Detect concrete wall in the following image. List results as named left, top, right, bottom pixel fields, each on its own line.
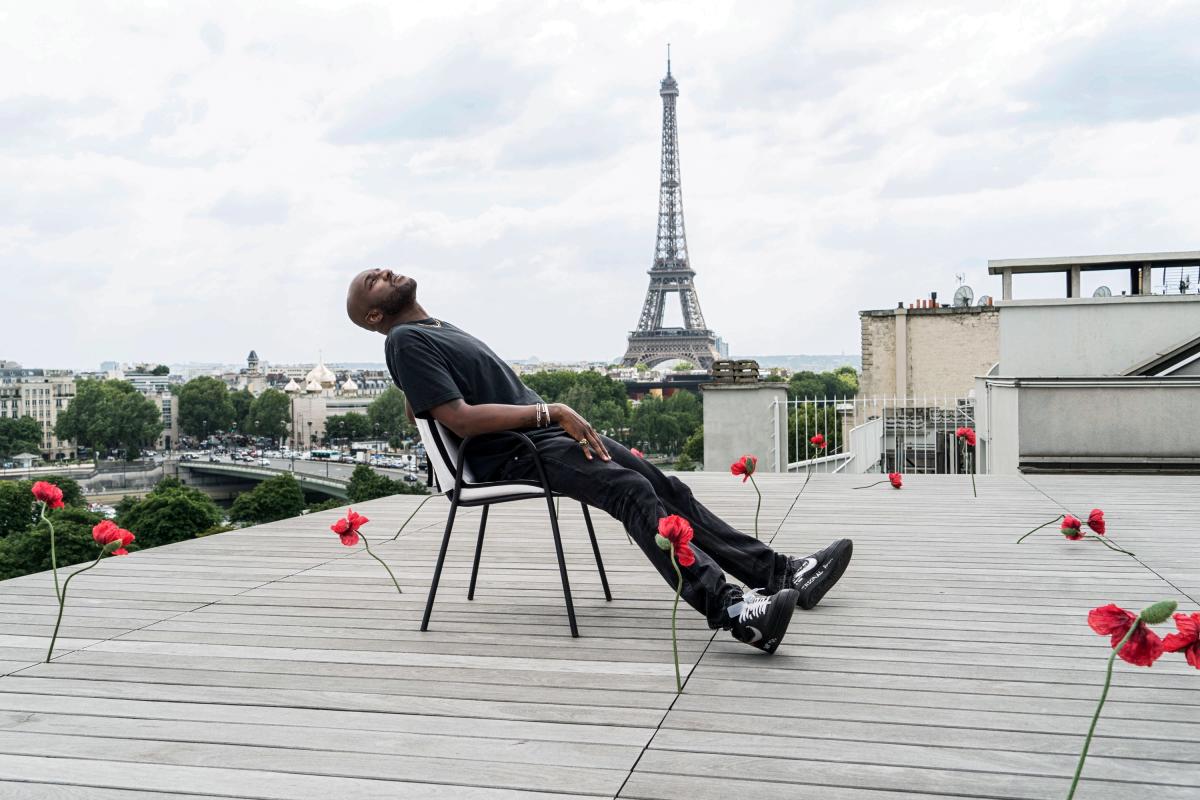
left=998, top=295, right=1200, bottom=377
left=1018, top=381, right=1200, bottom=460
left=701, top=383, right=788, bottom=472
left=861, top=307, right=999, bottom=398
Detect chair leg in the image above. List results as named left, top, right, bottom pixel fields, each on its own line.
left=421, top=500, right=459, bottom=632
left=546, top=494, right=579, bottom=637
left=581, top=504, right=612, bottom=602
left=467, top=505, right=489, bottom=600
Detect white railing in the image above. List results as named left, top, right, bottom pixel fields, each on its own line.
left=780, top=395, right=976, bottom=475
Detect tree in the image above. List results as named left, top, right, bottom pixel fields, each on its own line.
left=0, top=481, right=36, bottom=538
left=324, top=413, right=370, bottom=446
left=150, top=364, right=170, bottom=376
left=674, top=453, right=698, bottom=471
left=229, top=387, right=254, bottom=433
left=681, top=427, right=704, bottom=465
left=787, top=367, right=859, bottom=400
left=229, top=473, right=306, bottom=524
left=346, top=464, right=427, bottom=502
left=629, top=391, right=702, bottom=455
left=367, top=387, right=414, bottom=445
left=119, top=476, right=222, bottom=548
left=0, top=507, right=107, bottom=581
left=0, top=475, right=84, bottom=538
left=54, top=379, right=163, bottom=459
left=178, top=376, right=235, bottom=437
left=522, top=371, right=630, bottom=440
left=248, top=389, right=290, bottom=443
left=0, top=416, right=42, bottom=459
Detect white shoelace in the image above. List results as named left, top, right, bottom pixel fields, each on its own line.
left=738, top=590, right=771, bottom=623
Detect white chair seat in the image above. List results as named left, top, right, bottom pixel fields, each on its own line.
left=455, top=482, right=546, bottom=502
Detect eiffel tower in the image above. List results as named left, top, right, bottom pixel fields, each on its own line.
left=620, top=51, right=721, bottom=369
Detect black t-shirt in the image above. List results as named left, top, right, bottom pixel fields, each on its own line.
left=384, top=319, right=563, bottom=480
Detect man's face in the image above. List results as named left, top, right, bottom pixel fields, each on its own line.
left=347, top=268, right=418, bottom=330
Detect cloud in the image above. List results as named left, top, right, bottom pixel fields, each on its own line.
left=1016, top=6, right=1200, bottom=124
left=327, top=51, right=539, bottom=143
left=2, top=1, right=1199, bottom=369
left=200, top=22, right=225, bottom=55
left=206, top=190, right=291, bottom=226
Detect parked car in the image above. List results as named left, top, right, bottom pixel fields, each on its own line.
left=258, top=458, right=271, bottom=467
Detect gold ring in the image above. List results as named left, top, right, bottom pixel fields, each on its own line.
left=578, top=439, right=589, bottom=446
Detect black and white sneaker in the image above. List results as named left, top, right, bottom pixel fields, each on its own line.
left=787, top=539, right=853, bottom=610
left=729, top=588, right=799, bottom=654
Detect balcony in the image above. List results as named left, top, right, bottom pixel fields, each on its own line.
left=1, top=472, right=1197, bottom=797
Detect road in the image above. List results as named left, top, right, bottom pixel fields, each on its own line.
left=187, top=453, right=427, bottom=485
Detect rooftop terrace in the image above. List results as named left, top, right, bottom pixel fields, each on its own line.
left=1, top=473, right=1198, bottom=798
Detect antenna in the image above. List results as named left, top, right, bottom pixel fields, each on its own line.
left=1093, top=286, right=1112, bottom=298
left=955, top=272, right=966, bottom=286
left=666, top=43, right=671, bottom=75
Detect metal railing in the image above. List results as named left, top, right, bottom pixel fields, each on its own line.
left=780, top=395, right=976, bottom=475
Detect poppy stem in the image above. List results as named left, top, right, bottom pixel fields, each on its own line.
left=389, top=492, right=441, bottom=541
left=1016, top=515, right=1064, bottom=544
left=852, top=480, right=888, bottom=490
left=668, top=549, right=683, bottom=694
left=360, top=532, right=402, bottom=594
left=748, top=474, right=761, bottom=540
left=1089, top=535, right=1136, bottom=558
left=46, top=549, right=106, bottom=662
left=38, top=502, right=61, bottom=603
left=1067, top=621, right=1139, bottom=800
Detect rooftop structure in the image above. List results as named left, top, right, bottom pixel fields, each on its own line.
left=988, top=250, right=1200, bottom=299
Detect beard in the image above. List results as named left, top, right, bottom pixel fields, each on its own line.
left=378, top=277, right=417, bottom=316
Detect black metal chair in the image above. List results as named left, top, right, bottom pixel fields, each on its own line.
left=415, top=418, right=611, bottom=637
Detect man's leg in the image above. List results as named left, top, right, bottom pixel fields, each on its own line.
left=499, top=436, right=741, bottom=629
left=601, top=436, right=790, bottom=592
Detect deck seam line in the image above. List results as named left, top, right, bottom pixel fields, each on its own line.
left=612, top=481, right=810, bottom=798
left=1020, top=474, right=1199, bottom=605
left=2, top=498, right=431, bottom=681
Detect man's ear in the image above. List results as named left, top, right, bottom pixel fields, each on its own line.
left=366, top=308, right=383, bottom=326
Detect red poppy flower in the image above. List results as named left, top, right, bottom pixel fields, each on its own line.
left=888, top=472, right=903, bottom=489
left=729, top=454, right=757, bottom=482
left=809, top=433, right=826, bottom=450
left=31, top=481, right=65, bottom=510
left=91, top=520, right=135, bottom=556
left=1061, top=514, right=1084, bottom=540
left=1163, top=612, right=1200, bottom=670
left=630, top=448, right=644, bottom=458
left=656, top=515, right=695, bottom=567
left=331, top=508, right=369, bottom=547
left=1087, top=603, right=1164, bottom=667
left=956, top=427, right=977, bottom=447
left=1087, top=508, right=1106, bottom=535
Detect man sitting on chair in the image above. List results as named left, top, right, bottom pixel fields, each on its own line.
left=346, top=268, right=853, bottom=653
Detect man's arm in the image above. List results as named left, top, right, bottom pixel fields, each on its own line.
left=428, top=398, right=611, bottom=461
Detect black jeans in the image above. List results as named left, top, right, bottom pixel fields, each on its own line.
left=495, top=432, right=790, bottom=628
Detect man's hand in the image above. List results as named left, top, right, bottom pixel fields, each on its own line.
left=551, top=403, right=611, bottom=461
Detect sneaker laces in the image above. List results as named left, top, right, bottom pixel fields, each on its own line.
left=738, top=589, right=771, bottom=624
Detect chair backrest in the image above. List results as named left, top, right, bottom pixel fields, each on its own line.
left=415, top=417, right=476, bottom=490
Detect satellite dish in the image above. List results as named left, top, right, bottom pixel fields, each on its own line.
left=953, top=285, right=974, bottom=307
left=977, top=294, right=992, bottom=306
left=1093, top=286, right=1112, bottom=298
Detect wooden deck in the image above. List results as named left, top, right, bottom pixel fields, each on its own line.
left=1, top=473, right=1198, bottom=799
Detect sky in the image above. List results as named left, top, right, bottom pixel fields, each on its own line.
left=3, top=0, right=1199, bottom=370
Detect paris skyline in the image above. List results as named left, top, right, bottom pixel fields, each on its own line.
left=5, top=1, right=1199, bottom=369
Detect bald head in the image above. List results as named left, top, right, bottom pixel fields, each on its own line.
left=346, top=268, right=418, bottom=333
